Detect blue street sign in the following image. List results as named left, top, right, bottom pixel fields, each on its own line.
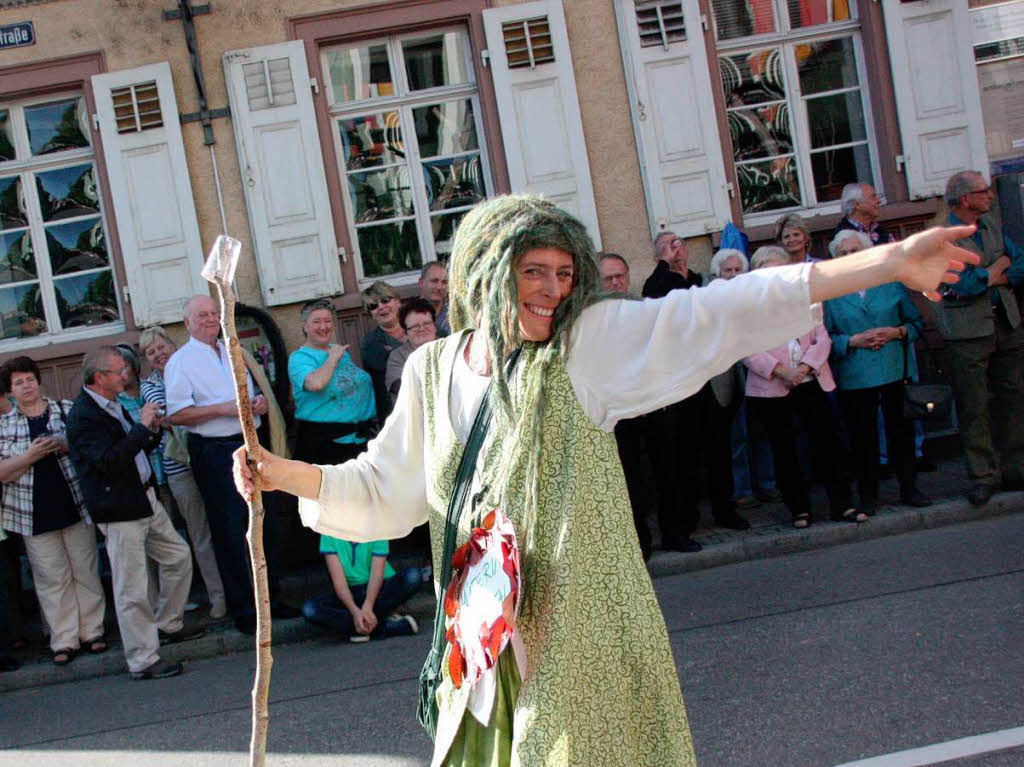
left=0, top=23, right=34, bottom=51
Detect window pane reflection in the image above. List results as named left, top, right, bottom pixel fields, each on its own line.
left=347, top=167, right=414, bottom=223
left=356, top=220, right=422, bottom=277
left=431, top=210, right=469, bottom=260
left=721, top=49, right=786, bottom=107
left=325, top=44, right=394, bottom=104
left=797, top=37, right=859, bottom=95
left=423, top=156, right=485, bottom=211
left=26, top=97, right=90, bottom=156
left=36, top=163, right=100, bottom=221
left=788, top=0, right=852, bottom=31
left=0, top=282, right=46, bottom=339
left=412, top=100, right=479, bottom=158
left=728, top=105, right=793, bottom=162
left=46, top=217, right=108, bottom=275
left=0, top=230, right=35, bottom=284
left=806, top=91, right=866, bottom=149
left=403, top=31, right=473, bottom=91
left=0, top=112, right=14, bottom=162
left=54, top=270, right=118, bottom=328
left=736, top=156, right=802, bottom=213
left=712, top=0, right=776, bottom=40
left=0, top=176, right=27, bottom=229
left=338, top=112, right=405, bottom=170
left=810, top=143, right=871, bottom=202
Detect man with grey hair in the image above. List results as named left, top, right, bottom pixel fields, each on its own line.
left=935, top=169, right=1024, bottom=506
left=418, top=261, right=450, bottom=336
left=834, top=182, right=894, bottom=245
left=66, top=346, right=200, bottom=679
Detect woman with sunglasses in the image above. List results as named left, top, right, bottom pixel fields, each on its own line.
left=235, top=195, right=977, bottom=767
left=359, top=282, right=405, bottom=423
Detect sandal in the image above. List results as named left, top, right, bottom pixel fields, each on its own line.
left=831, top=508, right=868, bottom=524
left=52, top=648, right=76, bottom=666
left=83, top=636, right=108, bottom=654
left=792, top=513, right=812, bottom=529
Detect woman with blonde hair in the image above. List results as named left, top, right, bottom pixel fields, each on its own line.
left=138, top=326, right=227, bottom=620
left=234, top=195, right=977, bottom=767
left=776, top=213, right=817, bottom=263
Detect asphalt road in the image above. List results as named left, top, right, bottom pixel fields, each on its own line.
left=1, top=514, right=1021, bottom=767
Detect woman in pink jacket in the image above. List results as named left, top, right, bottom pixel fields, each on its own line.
left=743, top=247, right=864, bottom=529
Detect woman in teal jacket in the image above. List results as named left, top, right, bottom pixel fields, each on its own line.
left=824, top=229, right=931, bottom=515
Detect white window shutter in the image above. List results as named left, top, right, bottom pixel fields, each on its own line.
left=614, top=0, right=731, bottom=238
left=223, top=40, right=343, bottom=306
left=91, top=62, right=206, bottom=326
left=883, top=0, right=989, bottom=199
left=483, top=0, right=602, bottom=248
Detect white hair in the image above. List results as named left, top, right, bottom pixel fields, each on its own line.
left=828, top=228, right=873, bottom=258
left=750, top=245, right=790, bottom=270
left=710, top=248, right=748, bottom=277
left=840, top=183, right=865, bottom=217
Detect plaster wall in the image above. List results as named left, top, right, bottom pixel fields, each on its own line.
left=0, top=0, right=698, bottom=354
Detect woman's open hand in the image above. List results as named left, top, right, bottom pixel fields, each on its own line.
left=893, top=225, right=981, bottom=301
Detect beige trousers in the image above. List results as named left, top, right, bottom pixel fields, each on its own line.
left=167, top=469, right=226, bottom=615
left=23, top=520, right=106, bottom=653
left=98, top=489, right=192, bottom=673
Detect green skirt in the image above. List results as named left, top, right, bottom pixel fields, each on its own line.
left=440, top=651, right=522, bottom=767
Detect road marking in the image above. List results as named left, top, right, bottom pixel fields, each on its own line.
left=833, top=725, right=1024, bottom=766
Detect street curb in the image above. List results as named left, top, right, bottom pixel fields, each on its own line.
left=646, top=490, right=1024, bottom=579
left=1, top=493, right=1020, bottom=694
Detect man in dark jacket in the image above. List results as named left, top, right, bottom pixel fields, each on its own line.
left=67, top=346, right=200, bottom=680
left=641, top=233, right=750, bottom=554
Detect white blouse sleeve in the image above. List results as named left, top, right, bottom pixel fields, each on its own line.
left=297, top=348, right=429, bottom=543
left=566, top=262, right=821, bottom=431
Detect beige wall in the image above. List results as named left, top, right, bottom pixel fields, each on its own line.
left=0, top=0, right=703, bottom=355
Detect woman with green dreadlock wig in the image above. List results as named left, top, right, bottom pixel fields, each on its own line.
left=234, top=195, right=978, bottom=766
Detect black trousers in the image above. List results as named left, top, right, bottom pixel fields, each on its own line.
left=614, top=416, right=656, bottom=558
left=749, top=385, right=852, bottom=519
left=838, top=381, right=916, bottom=505
left=187, top=433, right=282, bottom=619
left=644, top=384, right=736, bottom=543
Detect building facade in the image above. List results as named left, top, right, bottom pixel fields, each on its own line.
left=0, top=0, right=993, bottom=398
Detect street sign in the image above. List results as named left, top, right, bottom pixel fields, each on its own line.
left=0, top=22, right=34, bottom=51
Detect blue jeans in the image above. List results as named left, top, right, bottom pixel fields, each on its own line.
left=302, top=567, right=421, bottom=638
left=187, top=434, right=281, bottom=619
left=732, top=401, right=777, bottom=497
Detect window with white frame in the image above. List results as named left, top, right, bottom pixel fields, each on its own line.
left=321, top=28, right=493, bottom=281
left=0, top=92, right=120, bottom=343
left=712, top=0, right=878, bottom=217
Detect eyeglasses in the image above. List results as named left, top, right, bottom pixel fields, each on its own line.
left=366, top=297, right=395, bottom=312
left=405, top=322, right=435, bottom=333
left=100, top=367, right=127, bottom=376
left=968, top=186, right=991, bottom=195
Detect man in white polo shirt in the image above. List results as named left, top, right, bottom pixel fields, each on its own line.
left=165, top=295, right=295, bottom=634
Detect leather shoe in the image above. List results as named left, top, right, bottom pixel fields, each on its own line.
left=967, top=483, right=995, bottom=507
left=713, top=512, right=751, bottom=531
left=755, top=488, right=783, bottom=503
left=1002, top=478, right=1024, bottom=493
left=900, top=490, right=933, bottom=508
left=130, top=659, right=183, bottom=680
left=662, top=538, right=702, bottom=553
left=159, top=626, right=206, bottom=645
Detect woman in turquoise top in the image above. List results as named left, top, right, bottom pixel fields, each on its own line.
left=824, top=229, right=931, bottom=515
left=289, top=300, right=377, bottom=466
left=114, top=344, right=165, bottom=485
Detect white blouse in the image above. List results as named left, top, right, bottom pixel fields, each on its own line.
left=299, top=262, right=819, bottom=543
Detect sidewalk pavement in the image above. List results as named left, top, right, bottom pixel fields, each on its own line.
left=1, top=455, right=1021, bottom=694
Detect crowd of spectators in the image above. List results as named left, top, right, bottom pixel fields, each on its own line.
left=0, top=168, right=1020, bottom=676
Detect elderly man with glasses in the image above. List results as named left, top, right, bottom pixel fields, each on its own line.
left=934, top=170, right=1024, bottom=506
left=66, top=346, right=201, bottom=679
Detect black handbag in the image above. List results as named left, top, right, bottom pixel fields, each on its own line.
left=902, top=336, right=954, bottom=422
left=416, top=348, right=520, bottom=740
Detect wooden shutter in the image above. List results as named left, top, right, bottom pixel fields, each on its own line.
left=483, top=0, right=602, bottom=247
left=883, top=0, right=989, bottom=199
left=91, top=62, right=206, bottom=326
left=615, top=0, right=732, bottom=237
left=223, top=40, right=343, bottom=306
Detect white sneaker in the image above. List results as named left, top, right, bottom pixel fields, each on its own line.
left=348, top=634, right=371, bottom=643
left=209, top=605, right=228, bottom=621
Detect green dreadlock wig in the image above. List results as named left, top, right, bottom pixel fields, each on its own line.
left=447, top=194, right=605, bottom=553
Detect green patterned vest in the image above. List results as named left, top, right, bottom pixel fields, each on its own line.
left=421, top=333, right=696, bottom=767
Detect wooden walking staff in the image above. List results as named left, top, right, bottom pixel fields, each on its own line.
left=202, top=235, right=273, bottom=767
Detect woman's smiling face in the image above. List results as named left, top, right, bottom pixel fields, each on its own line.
left=514, top=247, right=575, bottom=342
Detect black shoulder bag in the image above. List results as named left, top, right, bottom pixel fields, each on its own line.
left=416, top=348, right=520, bottom=740
left=902, top=334, right=954, bottom=422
